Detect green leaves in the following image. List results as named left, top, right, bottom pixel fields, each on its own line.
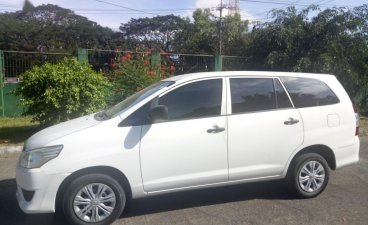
left=105, top=52, right=170, bottom=106
left=14, top=57, right=109, bottom=125
left=174, top=9, right=248, bottom=55
left=243, top=5, right=368, bottom=113
left=120, top=15, right=191, bottom=52
left=0, top=4, right=115, bottom=52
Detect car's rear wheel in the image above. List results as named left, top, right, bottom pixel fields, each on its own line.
left=287, top=153, right=330, bottom=198
left=62, top=173, right=126, bottom=225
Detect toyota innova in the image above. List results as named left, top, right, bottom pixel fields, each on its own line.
left=16, top=71, right=360, bottom=225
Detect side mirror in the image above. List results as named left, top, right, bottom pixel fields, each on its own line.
left=149, top=105, right=168, bottom=123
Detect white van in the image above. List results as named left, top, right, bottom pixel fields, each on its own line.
left=16, top=71, right=360, bottom=225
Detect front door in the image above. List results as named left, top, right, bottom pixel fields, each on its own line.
left=140, top=78, right=228, bottom=192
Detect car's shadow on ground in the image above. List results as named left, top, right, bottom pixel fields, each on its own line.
left=0, top=178, right=295, bottom=224
left=123, top=179, right=294, bottom=218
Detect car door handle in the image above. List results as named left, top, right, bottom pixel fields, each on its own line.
left=284, top=118, right=299, bottom=125
left=207, top=126, right=225, bottom=133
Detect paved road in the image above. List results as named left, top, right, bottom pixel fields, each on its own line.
left=1, top=137, right=367, bottom=225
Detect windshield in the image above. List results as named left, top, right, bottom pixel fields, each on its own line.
left=96, top=81, right=174, bottom=120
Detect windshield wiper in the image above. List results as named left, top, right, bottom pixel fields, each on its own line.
left=94, top=111, right=109, bottom=121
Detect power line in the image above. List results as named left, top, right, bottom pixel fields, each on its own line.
left=239, top=0, right=309, bottom=7
left=78, top=11, right=192, bottom=15
left=76, top=10, right=197, bottom=15
left=71, top=7, right=213, bottom=12
left=240, top=0, right=354, bottom=8
left=239, top=0, right=354, bottom=22
left=94, top=0, right=160, bottom=16
left=0, top=4, right=17, bottom=7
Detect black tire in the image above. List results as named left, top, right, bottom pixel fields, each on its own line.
left=62, top=173, right=126, bottom=225
left=287, top=153, right=330, bottom=198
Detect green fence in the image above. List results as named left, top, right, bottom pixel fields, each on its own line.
left=161, top=53, right=215, bottom=75
left=0, top=49, right=246, bottom=117
left=86, top=49, right=219, bottom=75
left=2, top=51, right=72, bottom=79
left=1, top=83, right=23, bottom=117
left=0, top=50, right=72, bottom=117
left=222, top=55, right=247, bottom=71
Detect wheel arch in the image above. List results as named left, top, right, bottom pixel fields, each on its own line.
left=286, top=144, right=336, bottom=176
left=55, top=166, right=132, bottom=213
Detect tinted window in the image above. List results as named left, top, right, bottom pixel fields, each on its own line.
left=230, top=78, right=275, bottom=113
left=281, top=77, right=339, bottom=108
left=102, top=81, right=174, bottom=119
left=119, top=101, right=152, bottom=127
left=274, top=78, right=293, bottom=108
left=158, top=79, right=222, bottom=120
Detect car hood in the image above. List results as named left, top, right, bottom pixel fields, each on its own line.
left=24, top=114, right=101, bottom=150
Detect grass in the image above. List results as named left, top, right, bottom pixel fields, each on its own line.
left=360, top=117, right=368, bottom=136
left=0, top=116, right=40, bottom=145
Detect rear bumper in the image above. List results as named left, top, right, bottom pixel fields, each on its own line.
left=335, top=136, right=360, bottom=169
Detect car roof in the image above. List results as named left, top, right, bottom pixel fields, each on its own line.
left=164, top=71, right=336, bottom=83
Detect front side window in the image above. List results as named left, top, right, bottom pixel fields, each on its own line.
left=281, top=77, right=339, bottom=108
left=97, top=81, right=174, bottom=120
left=158, top=79, right=222, bottom=121
left=230, top=78, right=275, bottom=114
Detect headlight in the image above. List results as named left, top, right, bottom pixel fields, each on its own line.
left=19, top=145, right=63, bottom=169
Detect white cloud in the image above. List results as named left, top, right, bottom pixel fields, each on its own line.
left=195, top=0, right=256, bottom=22
left=195, top=0, right=223, bottom=16
left=195, top=0, right=219, bottom=8
left=240, top=10, right=257, bottom=22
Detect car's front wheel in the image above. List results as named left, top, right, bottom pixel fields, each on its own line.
left=287, top=153, right=330, bottom=198
left=62, top=173, right=126, bottom=225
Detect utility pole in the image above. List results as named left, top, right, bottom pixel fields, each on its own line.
left=218, top=0, right=224, bottom=56
left=216, top=0, right=239, bottom=55
left=215, top=0, right=228, bottom=71
left=228, top=0, right=240, bottom=16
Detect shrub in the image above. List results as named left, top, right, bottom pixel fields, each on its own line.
left=14, top=57, right=109, bottom=125
left=106, top=51, right=174, bottom=105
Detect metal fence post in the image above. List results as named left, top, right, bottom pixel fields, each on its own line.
left=0, top=50, right=5, bottom=117
left=77, top=48, right=88, bottom=63
left=151, top=51, right=161, bottom=66
left=214, top=54, right=222, bottom=71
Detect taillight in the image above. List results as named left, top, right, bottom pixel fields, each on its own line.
left=353, top=104, right=359, bottom=136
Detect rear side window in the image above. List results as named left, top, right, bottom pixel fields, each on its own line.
left=281, top=77, right=339, bottom=108
left=230, top=78, right=276, bottom=113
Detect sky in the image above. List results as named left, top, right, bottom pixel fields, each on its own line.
left=0, top=0, right=366, bottom=30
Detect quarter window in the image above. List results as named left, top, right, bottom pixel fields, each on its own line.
left=158, top=79, right=222, bottom=120
left=119, top=102, right=151, bottom=127
left=281, top=77, right=339, bottom=108
left=230, top=78, right=276, bottom=113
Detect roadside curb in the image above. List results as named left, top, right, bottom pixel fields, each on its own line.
left=0, top=144, right=23, bottom=154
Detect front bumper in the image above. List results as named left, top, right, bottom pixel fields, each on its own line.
left=16, top=164, right=69, bottom=214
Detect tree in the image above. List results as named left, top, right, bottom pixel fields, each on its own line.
left=243, top=5, right=368, bottom=113
left=120, top=15, right=191, bottom=52
left=0, top=4, right=116, bottom=52
left=106, top=51, right=172, bottom=105
left=14, top=58, right=109, bottom=125
left=22, top=0, right=35, bottom=12
left=174, top=9, right=248, bottom=55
